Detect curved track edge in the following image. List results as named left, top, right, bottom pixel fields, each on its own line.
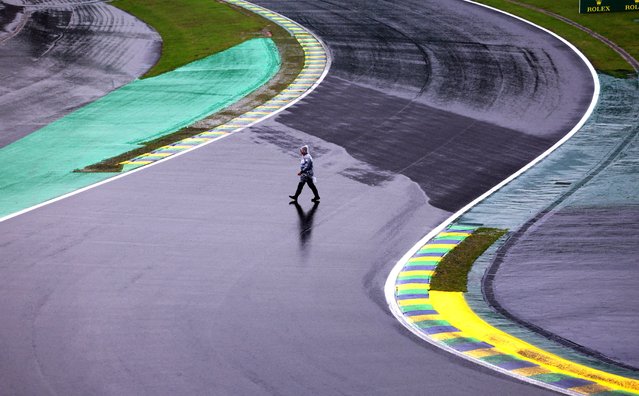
left=382, top=1, right=620, bottom=395
left=0, top=0, right=332, bottom=224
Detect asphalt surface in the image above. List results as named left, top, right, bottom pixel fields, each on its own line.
left=0, top=0, right=161, bottom=148
left=490, top=205, right=639, bottom=369
left=257, top=0, right=593, bottom=212
left=0, top=0, right=594, bottom=394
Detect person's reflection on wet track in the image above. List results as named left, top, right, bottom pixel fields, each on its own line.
left=291, top=201, right=319, bottom=246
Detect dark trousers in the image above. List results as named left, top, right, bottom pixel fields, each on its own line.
left=293, top=178, right=320, bottom=199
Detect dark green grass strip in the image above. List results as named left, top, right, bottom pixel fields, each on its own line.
left=429, top=227, right=507, bottom=292
left=112, top=0, right=280, bottom=78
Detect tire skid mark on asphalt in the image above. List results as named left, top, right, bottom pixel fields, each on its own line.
left=119, top=0, right=330, bottom=169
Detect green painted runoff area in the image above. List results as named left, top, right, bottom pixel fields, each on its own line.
left=0, top=38, right=280, bottom=218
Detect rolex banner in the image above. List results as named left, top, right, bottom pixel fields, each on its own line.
left=580, top=0, right=639, bottom=13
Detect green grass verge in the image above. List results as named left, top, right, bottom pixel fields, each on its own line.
left=473, top=0, right=637, bottom=77
left=430, top=228, right=508, bottom=292
left=111, top=0, right=285, bottom=78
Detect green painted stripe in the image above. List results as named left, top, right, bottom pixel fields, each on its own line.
left=447, top=225, right=478, bottom=231
left=415, top=320, right=451, bottom=328
left=397, top=274, right=432, bottom=280
left=481, top=354, right=527, bottom=365
left=400, top=304, right=434, bottom=312
left=404, top=263, right=438, bottom=268
left=418, top=248, right=452, bottom=253
left=441, top=337, right=482, bottom=346
left=395, top=289, right=430, bottom=296
left=529, top=373, right=581, bottom=383
left=434, top=235, right=467, bottom=241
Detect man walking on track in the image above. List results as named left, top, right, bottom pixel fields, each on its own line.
left=290, top=145, right=320, bottom=203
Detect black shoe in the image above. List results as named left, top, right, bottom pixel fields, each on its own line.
left=311, top=197, right=320, bottom=202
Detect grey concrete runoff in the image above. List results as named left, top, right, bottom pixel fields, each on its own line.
left=0, top=0, right=593, bottom=394
left=463, top=75, right=639, bottom=371
left=0, top=0, right=161, bottom=148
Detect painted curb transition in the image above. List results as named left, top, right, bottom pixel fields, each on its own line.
left=380, top=2, right=639, bottom=396
left=120, top=0, right=331, bottom=169
left=0, top=0, right=331, bottom=223
left=392, top=225, right=639, bottom=395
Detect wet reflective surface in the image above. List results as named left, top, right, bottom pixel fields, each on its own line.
left=254, top=0, right=593, bottom=212
left=291, top=201, right=320, bottom=249
left=0, top=0, right=161, bottom=148
left=0, top=0, right=593, bottom=394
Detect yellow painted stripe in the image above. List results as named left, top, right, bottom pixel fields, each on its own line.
left=120, top=160, right=153, bottom=165
left=438, top=232, right=472, bottom=237
left=510, top=366, right=553, bottom=376
left=140, top=153, right=172, bottom=158
left=429, top=291, right=639, bottom=392
left=422, top=244, right=457, bottom=249
left=163, top=145, right=192, bottom=150
left=198, top=133, right=227, bottom=137
left=395, top=283, right=430, bottom=291
left=397, top=298, right=430, bottom=306
left=430, top=332, right=464, bottom=341
left=570, top=384, right=611, bottom=395
left=464, top=348, right=501, bottom=358
left=408, top=314, right=440, bottom=323
left=408, top=256, right=442, bottom=262
left=399, top=270, right=434, bottom=277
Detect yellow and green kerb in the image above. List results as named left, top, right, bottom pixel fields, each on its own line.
left=393, top=224, right=639, bottom=395
left=121, top=0, right=328, bottom=170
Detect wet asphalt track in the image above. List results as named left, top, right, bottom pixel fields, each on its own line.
left=0, top=0, right=161, bottom=148
left=0, top=0, right=594, bottom=394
